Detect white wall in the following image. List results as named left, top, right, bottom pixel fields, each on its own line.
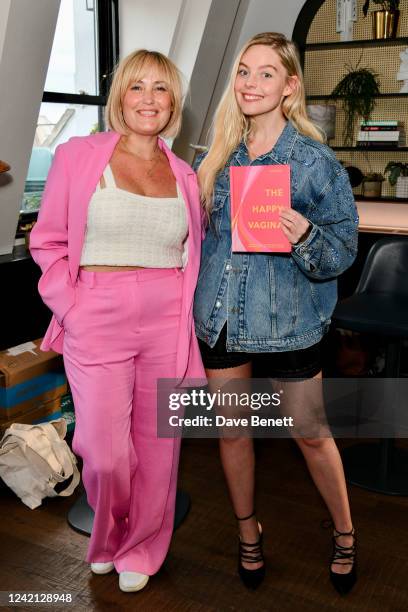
left=119, top=0, right=184, bottom=58
left=0, top=0, right=60, bottom=255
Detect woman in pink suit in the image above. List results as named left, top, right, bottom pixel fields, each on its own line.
left=30, top=50, right=205, bottom=593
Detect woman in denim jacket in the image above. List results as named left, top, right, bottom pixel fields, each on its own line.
left=194, top=33, right=359, bottom=594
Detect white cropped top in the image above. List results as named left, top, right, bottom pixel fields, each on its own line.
left=80, top=164, right=188, bottom=267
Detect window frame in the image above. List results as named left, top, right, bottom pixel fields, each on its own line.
left=41, top=0, right=119, bottom=113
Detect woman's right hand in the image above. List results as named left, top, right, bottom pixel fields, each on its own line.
left=279, top=208, right=311, bottom=245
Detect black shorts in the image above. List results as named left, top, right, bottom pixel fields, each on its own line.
left=198, top=324, right=322, bottom=379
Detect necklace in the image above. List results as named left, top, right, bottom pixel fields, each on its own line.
left=119, top=140, right=162, bottom=178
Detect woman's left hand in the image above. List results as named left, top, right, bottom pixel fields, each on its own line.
left=279, top=209, right=311, bottom=245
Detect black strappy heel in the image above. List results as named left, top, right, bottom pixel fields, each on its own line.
left=330, top=526, right=357, bottom=595
left=235, top=510, right=265, bottom=590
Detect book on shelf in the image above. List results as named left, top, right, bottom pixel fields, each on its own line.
left=230, top=164, right=291, bottom=253
left=360, top=120, right=399, bottom=127
left=336, top=0, right=346, bottom=32
left=342, top=0, right=356, bottom=40
left=358, top=130, right=400, bottom=141
left=357, top=128, right=405, bottom=147
left=360, top=125, right=400, bottom=131
left=349, top=0, right=357, bottom=22
left=357, top=143, right=401, bottom=148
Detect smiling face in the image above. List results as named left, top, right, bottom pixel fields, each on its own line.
left=121, top=63, right=173, bottom=137
left=234, top=44, right=297, bottom=122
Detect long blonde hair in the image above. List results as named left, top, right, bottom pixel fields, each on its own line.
left=198, top=32, right=323, bottom=212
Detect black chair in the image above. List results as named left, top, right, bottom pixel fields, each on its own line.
left=332, top=237, right=408, bottom=495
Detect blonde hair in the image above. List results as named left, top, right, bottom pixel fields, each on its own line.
left=106, top=49, right=183, bottom=139
left=198, top=32, right=324, bottom=211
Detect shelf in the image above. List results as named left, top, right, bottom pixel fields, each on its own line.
left=355, top=195, right=408, bottom=203
left=332, top=146, right=408, bottom=151
left=307, top=93, right=408, bottom=100
left=356, top=199, right=408, bottom=235
left=304, top=37, right=408, bottom=51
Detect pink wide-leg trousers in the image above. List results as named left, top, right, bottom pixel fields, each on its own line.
left=63, top=268, right=182, bottom=575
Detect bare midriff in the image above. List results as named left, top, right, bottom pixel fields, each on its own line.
left=81, top=265, right=145, bottom=272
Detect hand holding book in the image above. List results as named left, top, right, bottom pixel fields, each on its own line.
left=279, top=208, right=311, bottom=245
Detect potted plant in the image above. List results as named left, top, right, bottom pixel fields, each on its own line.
left=363, top=1, right=400, bottom=39
left=361, top=172, right=384, bottom=197
left=384, top=161, right=408, bottom=198
left=331, top=63, right=380, bottom=145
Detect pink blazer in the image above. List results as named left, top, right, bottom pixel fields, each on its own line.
left=30, top=131, right=206, bottom=382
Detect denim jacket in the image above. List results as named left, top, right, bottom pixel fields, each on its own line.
left=193, top=121, right=359, bottom=352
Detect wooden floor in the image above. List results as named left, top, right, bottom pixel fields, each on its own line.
left=1, top=438, right=408, bottom=612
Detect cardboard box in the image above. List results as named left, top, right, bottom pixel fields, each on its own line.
left=0, top=397, right=63, bottom=437
left=0, top=339, right=66, bottom=420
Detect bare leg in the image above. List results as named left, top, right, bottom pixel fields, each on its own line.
left=206, top=362, right=263, bottom=570
left=296, top=435, right=354, bottom=574
left=285, top=372, right=354, bottom=574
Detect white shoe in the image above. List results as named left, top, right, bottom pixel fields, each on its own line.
left=119, top=571, right=149, bottom=592
left=91, top=561, right=115, bottom=575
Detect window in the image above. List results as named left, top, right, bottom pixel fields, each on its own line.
left=22, top=0, right=118, bottom=213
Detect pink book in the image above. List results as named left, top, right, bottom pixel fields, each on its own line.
left=230, top=164, right=291, bottom=253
